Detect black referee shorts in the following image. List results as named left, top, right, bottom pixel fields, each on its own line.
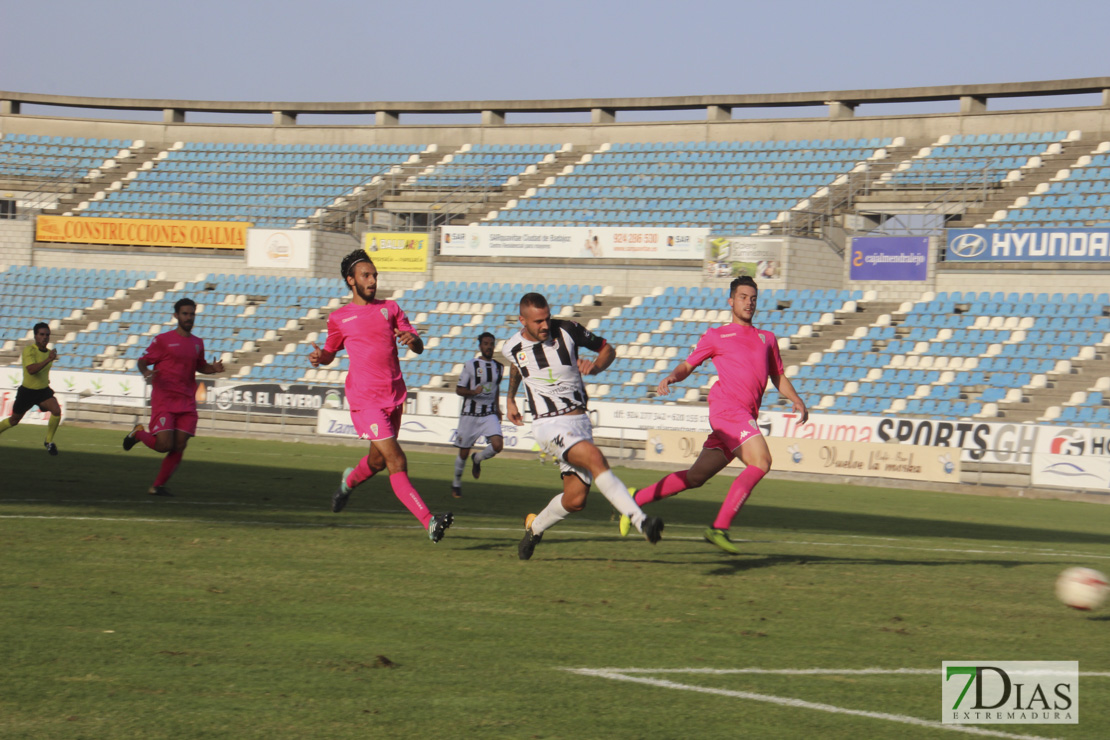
left=12, top=385, right=56, bottom=416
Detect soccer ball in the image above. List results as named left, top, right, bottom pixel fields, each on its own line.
left=1055, top=567, right=1109, bottom=611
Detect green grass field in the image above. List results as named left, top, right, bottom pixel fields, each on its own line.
left=2, top=425, right=1108, bottom=739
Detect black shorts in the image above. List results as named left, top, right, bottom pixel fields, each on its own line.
left=12, top=386, right=55, bottom=416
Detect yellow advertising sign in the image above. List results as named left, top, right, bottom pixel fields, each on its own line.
left=36, top=215, right=251, bottom=250
left=645, top=429, right=960, bottom=484
left=364, top=232, right=429, bottom=272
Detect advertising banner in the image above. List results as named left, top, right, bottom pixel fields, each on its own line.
left=364, top=232, right=429, bottom=272
left=645, top=428, right=961, bottom=483
left=439, top=226, right=708, bottom=261
left=1031, top=453, right=1110, bottom=491
left=36, top=215, right=251, bottom=250
left=1030, top=425, right=1110, bottom=492
left=849, top=236, right=929, bottom=281
left=311, top=392, right=1040, bottom=467
left=705, top=236, right=784, bottom=281
left=198, top=381, right=344, bottom=417
left=246, top=229, right=311, bottom=269
left=946, top=228, right=1110, bottom=263
left=316, top=407, right=537, bottom=451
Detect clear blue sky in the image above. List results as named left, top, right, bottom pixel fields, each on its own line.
left=3, top=0, right=1107, bottom=103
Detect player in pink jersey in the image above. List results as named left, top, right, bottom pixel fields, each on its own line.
left=122, top=298, right=224, bottom=496
left=308, top=249, right=452, bottom=543
left=620, top=276, right=808, bottom=554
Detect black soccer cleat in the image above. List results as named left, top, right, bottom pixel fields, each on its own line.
left=642, top=516, right=664, bottom=545
left=123, top=424, right=144, bottom=451
left=518, top=527, right=543, bottom=560
left=471, top=458, right=482, bottom=480
left=44, top=442, right=58, bottom=456
left=331, top=487, right=350, bottom=513
left=450, top=484, right=462, bottom=499
left=149, top=486, right=172, bottom=497
left=427, top=512, right=454, bottom=543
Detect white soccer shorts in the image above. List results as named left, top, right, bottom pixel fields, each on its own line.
left=453, top=414, right=504, bottom=449
left=533, top=413, right=595, bottom=486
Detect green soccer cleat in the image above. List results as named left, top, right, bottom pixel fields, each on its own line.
left=618, top=514, right=631, bottom=537
left=704, top=527, right=741, bottom=555
left=331, top=467, right=355, bottom=513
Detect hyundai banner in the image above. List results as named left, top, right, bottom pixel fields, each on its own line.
left=849, top=236, right=929, bottom=280
left=946, top=228, right=1110, bottom=262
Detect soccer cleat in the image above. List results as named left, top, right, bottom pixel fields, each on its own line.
left=331, top=467, right=355, bottom=513
left=123, top=423, right=144, bottom=451
left=704, top=527, right=741, bottom=555
left=642, top=516, right=664, bottom=544
left=471, top=457, right=481, bottom=480
left=518, top=516, right=543, bottom=561
left=149, top=486, right=172, bottom=497
left=44, top=442, right=58, bottom=456
left=618, top=514, right=631, bottom=537
left=427, top=512, right=454, bottom=543
left=451, top=485, right=462, bottom=499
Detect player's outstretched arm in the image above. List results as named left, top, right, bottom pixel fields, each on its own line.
left=656, top=361, right=694, bottom=396
left=200, top=360, right=224, bottom=374
left=309, top=342, right=336, bottom=367
left=771, top=371, right=808, bottom=425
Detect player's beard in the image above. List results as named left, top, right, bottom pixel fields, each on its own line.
left=356, top=283, right=376, bottom=302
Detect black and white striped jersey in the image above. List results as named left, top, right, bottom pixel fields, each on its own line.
left=456, top=357, right=504, bottom=417
left=502, top=319, right=607, bottom=419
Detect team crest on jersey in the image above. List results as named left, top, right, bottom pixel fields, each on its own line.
left=380, top=307, right=389, bottom=319
left=759, top=334, right=766, bottom=344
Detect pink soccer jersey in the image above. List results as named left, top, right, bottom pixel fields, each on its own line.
left=686, top=324, right=783, bottom=415
left=324, top=299, right=415, bottom=410
left=141, top=330, right=207, bottom=414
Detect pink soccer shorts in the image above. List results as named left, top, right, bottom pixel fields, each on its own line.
left=351, top=404, right=404, bottom=442
left=703, top=405, right=763, bottom=460
left=149, top=408, right=199, bottom=436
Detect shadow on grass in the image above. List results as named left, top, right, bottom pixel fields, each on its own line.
left=1, top=431, right=1107, bottom=550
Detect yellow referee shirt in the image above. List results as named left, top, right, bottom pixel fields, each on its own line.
left=21, top=344, right=53, bottom=390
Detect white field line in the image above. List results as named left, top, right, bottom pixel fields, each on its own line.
left=0, top=510, right=1108, bottom=562
left=566, top=668, right=1060, bottom=740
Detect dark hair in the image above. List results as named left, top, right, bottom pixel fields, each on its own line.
left=478, top=331, right=495, bottom=343
left=33, top=322, right=49, bottom=334
left=519, top=292, right=548, bottom=312
left=340, top=249, right=373, bottom=280
left=729, top=275, right=758, bottom=297
left=174, top=297, right=196, bottom=313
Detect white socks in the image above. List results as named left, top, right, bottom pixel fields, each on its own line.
left=530, top=494, right=570, bottom=534
left=595, top=470, right=646, bottom=530
left=453, top=457, right=465, bottom=486
left=473, top=443, right=498, bottom=463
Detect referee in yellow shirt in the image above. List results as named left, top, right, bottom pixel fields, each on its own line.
left=0, top=322, right=63, bottom=454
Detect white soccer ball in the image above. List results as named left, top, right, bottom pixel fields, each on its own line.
left=1055, top=567, right=1109, bottom=611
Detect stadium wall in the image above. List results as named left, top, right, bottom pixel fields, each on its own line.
left=4, top=104, right=1110, bottom=151
left=0, top=218, right=33, bottom=270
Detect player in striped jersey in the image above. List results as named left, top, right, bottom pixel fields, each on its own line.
left=503, top=292, right=663, bottom=560
left=451, top=332, right=505, bottom=498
